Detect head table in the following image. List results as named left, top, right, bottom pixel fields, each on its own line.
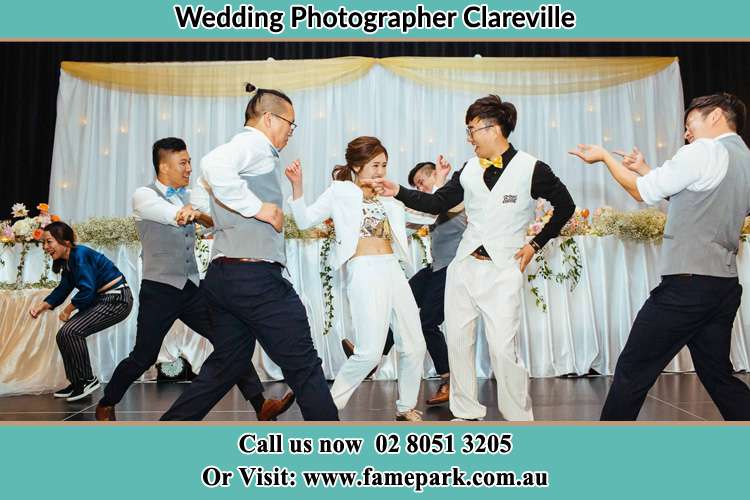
left=1, top=237, right=748, bottom=396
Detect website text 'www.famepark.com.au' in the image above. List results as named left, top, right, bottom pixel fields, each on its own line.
left=203, top=464, right=549, bottom=493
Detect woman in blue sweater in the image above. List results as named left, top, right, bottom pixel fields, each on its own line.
left=29, top=222, right=133, bottom=402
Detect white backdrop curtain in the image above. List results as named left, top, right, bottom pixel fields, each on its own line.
left=49, top=57, right=683, bottom=220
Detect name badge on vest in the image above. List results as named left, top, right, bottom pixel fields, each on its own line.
left=502, top=194, right=518, bottom=204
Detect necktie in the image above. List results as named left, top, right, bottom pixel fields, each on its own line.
left=479, top=157, right=504, bottom=169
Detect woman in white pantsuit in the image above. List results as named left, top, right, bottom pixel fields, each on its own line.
left=285, top=136, right=426, bottom=421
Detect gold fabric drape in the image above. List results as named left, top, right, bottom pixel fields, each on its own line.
left=61, top=56, right=677, bottom=96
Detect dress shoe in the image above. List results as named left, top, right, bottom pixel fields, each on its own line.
left=341, top=339, right=377, bottom=379
left=425, top=380, right=449, bottom=406
left=396, top=409, right=423, bottom=422
left=257, top=392, right=296, bottom=421
left=95, top=404, right=116, bottom=421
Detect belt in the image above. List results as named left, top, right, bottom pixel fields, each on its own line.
left=215, top=256, right=279, bottom=265
left=102, top=283, right=129, bottom=295
left=471, top=248, right=492, bottom=261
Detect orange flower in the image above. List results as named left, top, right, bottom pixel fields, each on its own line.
left=37, top=203, right=49, bottom=213
left=51, top=214, right=61, bottom=222
left=581, top=208, right=590, bottom=219
left=324, top=218, right=334, bottom=227
left=416, top=226, right=429, bottom=238
left=32, top=228, right=44, bottom=240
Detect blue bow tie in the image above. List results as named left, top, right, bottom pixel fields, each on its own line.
left=165, top=186, right=187, bottom=198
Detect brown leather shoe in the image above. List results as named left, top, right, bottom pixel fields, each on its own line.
left=341, top=339, right=377, bottom=379
left=257, top=392, right=295, bottom=421
left=95, top=404, right=116, bottom=421
left=425, top=380, right=449, bottom=406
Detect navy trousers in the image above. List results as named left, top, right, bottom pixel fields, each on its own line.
left=161, top=261, right=338, bottom=421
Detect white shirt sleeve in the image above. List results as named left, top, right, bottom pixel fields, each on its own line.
left=190, top=177, right=211, bottom=214
left=287, top=185, right=335, bottom=230
left=636, top=138, right=729, bottom=205
left=132, top=187, right=179, bottom=226
left=200, top=133, right=275, bottom=218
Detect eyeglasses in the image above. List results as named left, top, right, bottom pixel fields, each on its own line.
left=270, top=112, right=298, bottom=134
left=465, top=124, right=494, bottom=139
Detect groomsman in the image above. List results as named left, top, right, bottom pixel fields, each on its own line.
left=372, top=95, right=575, bottom=420
left=342, top=159, right=466, bottom=406
left=571, top=93, right=750, bottom=420
left=96, top=137, right=294, bottom=421
left=160, top=87, right=339, bottom=421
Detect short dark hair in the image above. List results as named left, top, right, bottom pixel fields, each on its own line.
left=685, top=92, right=746, bottom=133
left=407, top=161, right=436, bottom=187
left=152, top=137, right=187, bottom=175
left=465, top=95, right=517, bottom=137
left=244, top=83, right=293, bottom=123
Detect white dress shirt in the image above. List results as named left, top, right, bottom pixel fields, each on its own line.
left=199, top=126, right=278, bottom=218
left=132, top=179, right=210, bottom=226
left=636, top=133, right=735, bottom=206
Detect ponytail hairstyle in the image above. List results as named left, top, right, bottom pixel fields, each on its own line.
left=331, top=136, right=388, bottom=182
left=43, top=221, right=76, bottom=274
left=244, top=83, right=293, bottom=124
left=465, top=94, right=518, bottom=138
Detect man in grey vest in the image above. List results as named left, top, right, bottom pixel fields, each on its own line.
left=96, top=138, right=294, bottom=421
left=571, top=93, right=750, bottom=420
left=161, top=87, right=339, bottom=421
left=342, top=159, right=466, bottom=406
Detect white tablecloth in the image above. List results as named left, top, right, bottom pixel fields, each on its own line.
left=1, top=238, right=748, bottom=396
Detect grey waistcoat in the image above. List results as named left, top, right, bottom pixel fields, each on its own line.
left=430, top=209, right=468, bottom=271
left=659, top=134, right=750, bottom=277
left=209, top=166, right=286, bottom=265
left=135, top=184, right=199, bottom=290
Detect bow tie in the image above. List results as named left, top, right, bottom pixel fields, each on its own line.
left=479, top=157, right=504, bottom=169
left=165, top=186, right=187, bottom=198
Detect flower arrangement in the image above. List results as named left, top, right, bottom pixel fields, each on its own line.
left=73, top=216, right=139, bottom=248
left=0, top=202, right=61, bottom=287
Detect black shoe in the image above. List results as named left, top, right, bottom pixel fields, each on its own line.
left=53, top=384, right=75, bottom=398
left=67, top=377, right=101, bottom=402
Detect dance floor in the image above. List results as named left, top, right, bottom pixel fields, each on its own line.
left=1, top=374, right=745, bottom=422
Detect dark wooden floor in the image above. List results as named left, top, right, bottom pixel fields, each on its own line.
left=1, top=373, right=746, bottom=421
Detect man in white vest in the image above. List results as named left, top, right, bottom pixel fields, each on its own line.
left=373, top=95, right=575, bottom=421
left=96, top=137, right=294, bottom=421
left=571, top=93, right=750, bottom=420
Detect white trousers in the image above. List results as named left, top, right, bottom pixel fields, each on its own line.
left=331, top=254, right=426, bottom=413
left=445, top=256, right=534, bottom=421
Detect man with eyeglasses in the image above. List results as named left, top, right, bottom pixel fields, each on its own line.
left=371, top=95, right=575, bottom=421
left=161, top=85, right=339, bottom=421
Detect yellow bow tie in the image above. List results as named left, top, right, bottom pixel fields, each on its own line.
left=479, top=157, right=504, bottom=169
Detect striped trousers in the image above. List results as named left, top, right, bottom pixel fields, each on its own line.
left=56, top=288, right=133, bottom=385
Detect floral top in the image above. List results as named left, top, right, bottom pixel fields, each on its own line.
left=359, top=198, right=392, bottom=240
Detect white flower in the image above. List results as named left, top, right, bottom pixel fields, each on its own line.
left=12, top=218, right=35, bottom=239
left=11, top=203, right=28, bottom=218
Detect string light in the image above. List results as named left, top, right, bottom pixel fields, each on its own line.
left=633, top=114, right=642, bottom=123
left=119, top=124, right=128, bottom=134
left=160, top=112, right=169, bottom=121
left=101, top=147, right=110, bottom=157
left=79, top=116, right=88, bottom=126
left=603, top=135, right=611, bottom=143
left=427, top=137, right=434, bottom=144
left=60, top=181, right=70, bottom=189
left=549, top=119, right=558, bottom=129
left=657, top=141, right=664, bottom=149
left=586, top=103, right=595, bottom=112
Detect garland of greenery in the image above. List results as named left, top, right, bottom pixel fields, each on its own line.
left=319, top=222, right=336, bottom=336
left=526, top=237, right=582, bottom=313
left=411, top=233, right=430, bottom=268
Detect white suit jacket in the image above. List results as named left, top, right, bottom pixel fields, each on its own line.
left=288, top=181, right=415, bottom=274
